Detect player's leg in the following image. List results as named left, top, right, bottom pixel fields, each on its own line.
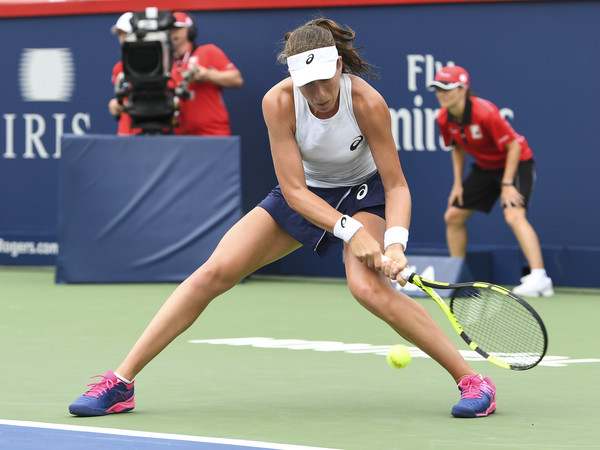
left=504, top=207, right=544, bottom=269
left=69, top=207, right=301, bottom=416
left=348, top=211, right=476, bottom=381
left=444, top=206, right=473, bottom=257
left=504, top=208, right=553, bottom=296
left=503, top=160, right=553, bottom=297
left=347, top=211, right=496, bottom=417
left=116, top=207, right=301, bottom=380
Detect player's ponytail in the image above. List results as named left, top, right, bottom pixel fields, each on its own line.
left=278, top=17, right=379, bottom=81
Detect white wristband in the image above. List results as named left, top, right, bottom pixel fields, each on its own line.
left=333, top=215, right=364, bottom=243
left=384, top=226, right=409, bottom=251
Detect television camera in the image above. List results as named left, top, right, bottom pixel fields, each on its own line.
left=115, top=8, right=193, bottom=134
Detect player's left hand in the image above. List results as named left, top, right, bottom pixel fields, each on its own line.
left=348, top=228, right=384, bottom=270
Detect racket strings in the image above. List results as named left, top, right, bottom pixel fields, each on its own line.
left=451, top=286, right=546, bottom=368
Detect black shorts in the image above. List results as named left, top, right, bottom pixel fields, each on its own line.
left=455, top=159, right=536, bottom=213
left=258, top=172, right=385, bottom=257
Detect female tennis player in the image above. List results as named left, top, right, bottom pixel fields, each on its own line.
left=69, top=18, right=495, bottom=419
left=429, top=65, right=553, bottom=298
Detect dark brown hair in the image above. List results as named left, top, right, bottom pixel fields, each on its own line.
left=277, top=18, right=378, bottom=80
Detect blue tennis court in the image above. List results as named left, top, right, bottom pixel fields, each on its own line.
left=0, top=420, right=338, bottom=450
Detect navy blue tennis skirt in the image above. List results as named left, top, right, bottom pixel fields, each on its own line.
left=258, top=172, right=385, bottom=257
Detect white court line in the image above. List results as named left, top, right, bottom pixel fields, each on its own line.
left=0, top=419, right=340, bottom=450
left=189, top=337, right=600, bottom=367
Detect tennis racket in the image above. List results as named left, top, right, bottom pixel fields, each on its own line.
left=383, top=256, right=548, bottom=370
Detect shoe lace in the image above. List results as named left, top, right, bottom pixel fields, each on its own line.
left=83, top=374, right=115, bottom=398
left=459, top=375, right=485, bottom=399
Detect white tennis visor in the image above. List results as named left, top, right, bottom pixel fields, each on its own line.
left=427, top=80, right=467, bottom=90
left=287, top=45, right=339, bottom=87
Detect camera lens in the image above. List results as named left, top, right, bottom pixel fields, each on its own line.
left=124, top=42, right=161, bottom=77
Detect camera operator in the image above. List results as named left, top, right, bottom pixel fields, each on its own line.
left=108, top=12, right=139, bottom=135
left=169, top=12, right=244, bottom=136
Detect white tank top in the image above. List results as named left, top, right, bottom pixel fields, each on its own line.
left=294, top=74, right=377, bottom=188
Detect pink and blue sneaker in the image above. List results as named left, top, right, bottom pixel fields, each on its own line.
left=451, top=374, right=496, bottom=418
left=69, top=370, right=135, bottom=416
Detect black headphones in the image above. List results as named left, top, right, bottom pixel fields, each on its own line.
left=177, top=11, right=197, bottom=43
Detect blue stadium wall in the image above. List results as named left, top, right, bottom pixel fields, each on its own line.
left=0, top=1, right=598, bottom=286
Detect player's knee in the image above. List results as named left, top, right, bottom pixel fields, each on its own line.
left=503, top=207, right=526, bottom=228
left=348, top=277, right=392, bottom=313
left=444, top=209, right=453, bottom=226
left=445, top=207, right=464, bottom=227
left=347, top=277, right=375, bottom=304
left=186, top=259, right=238, bottom=294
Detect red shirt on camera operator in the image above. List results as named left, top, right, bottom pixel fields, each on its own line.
left=169, top=12, right=244, bottom=136
left=109, top=12, right=142, bottom=136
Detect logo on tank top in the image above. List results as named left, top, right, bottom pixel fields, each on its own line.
left=306, top=54, right=314, bottom=64
left=350, top=135, right=364, bottom=151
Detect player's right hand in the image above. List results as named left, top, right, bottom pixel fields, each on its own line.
left=381, top=251, right=408, bottom=285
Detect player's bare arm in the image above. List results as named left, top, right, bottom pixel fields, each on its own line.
left=262, top=80, right=350, bottom=234
left=500, top=139, right=525, bottom=208
left=449, top=144, right=467, bottom=206
left=351, top=76, right=410, bottom=271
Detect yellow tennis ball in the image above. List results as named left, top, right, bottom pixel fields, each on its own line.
left=387, top=344, right=411, bottom=369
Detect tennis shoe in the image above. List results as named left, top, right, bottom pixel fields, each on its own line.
left=451, top=374, right=496, bottom=418
left=69, top=370, right=135, bottom=416
left=513, top=274, right=554, bottom=297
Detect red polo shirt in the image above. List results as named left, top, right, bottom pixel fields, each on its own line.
left=111, top=61, right=145, bottom=135
left=111, top=61, right=132, bottom=135
left=437, top=96, right=533, bottom=170
left=171, top=44, right=236, bottom=136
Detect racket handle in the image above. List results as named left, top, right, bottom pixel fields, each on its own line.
left=381, top=255, right=413, bottom=280
left=400, top=268, right=413, bottom=280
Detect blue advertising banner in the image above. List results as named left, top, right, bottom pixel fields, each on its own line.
left=0, top=2, right=598, bottom=285
left=55, top=134, right=242, bottom=283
